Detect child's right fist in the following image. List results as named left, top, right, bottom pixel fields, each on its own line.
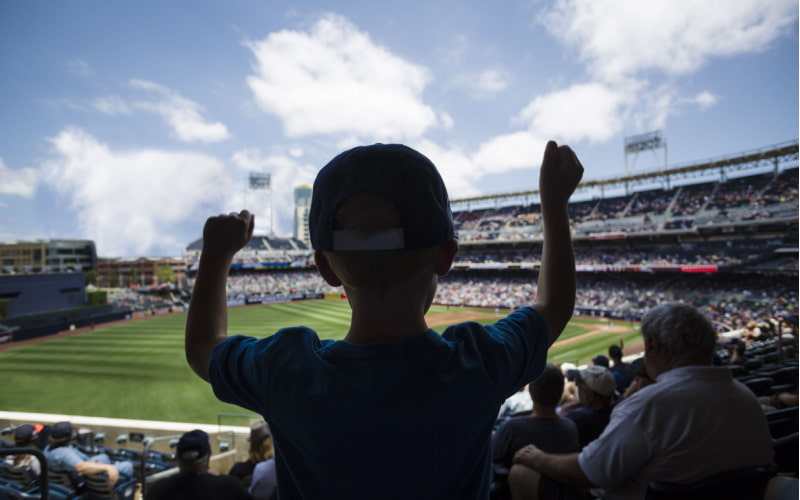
left=202, top=210, right=255, bottom=256
left=539, top=141, right=584, bottom=206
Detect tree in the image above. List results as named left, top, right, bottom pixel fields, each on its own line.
left=156, top=265, right=175, bottom=285
left=107, top=269, right=118, bottom=288
left=85, top=269, right=97, bottom=286
left=129, top=266, right=138, bottom=287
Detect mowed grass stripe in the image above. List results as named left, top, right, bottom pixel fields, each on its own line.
left=0, top=301, right=641, bottom=423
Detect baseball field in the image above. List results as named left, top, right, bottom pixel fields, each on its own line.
left=0, top=300, right=641, bottom=424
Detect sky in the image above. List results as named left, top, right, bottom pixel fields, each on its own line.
left=1, top=1, right=797, bottom=258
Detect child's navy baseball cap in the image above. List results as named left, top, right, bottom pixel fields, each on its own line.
left=309, top=144, right=456, bottom=251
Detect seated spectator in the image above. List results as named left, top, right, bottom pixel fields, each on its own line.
left=493, top=363, right=580, bottom=470
left=146, top=429, right=249, bottom=500
left=249, top=454, right=277, bottom=500
left=557, top=363, right=580, bottom=413
left=5, top=424, right=45, bottom=476
left=509, top=303, right=774, bottom=499
left=621, top=358, right=655, bottom=400
left=561, top=365, right=616, bottom=448
left=607, top=344, right=633, bottom=393
left=591, top=355, right=609, bottom=369
left=228, top=421, right=273, bottom=489
left=45, top=421, right=134, bottom=486
left=726, top=337, right=747, bottom=365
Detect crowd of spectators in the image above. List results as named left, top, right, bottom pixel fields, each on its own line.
left=435, top=272, right=797, bottom=328
left=448, top=167, right=797, bottom=242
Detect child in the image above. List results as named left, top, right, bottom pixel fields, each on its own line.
left=185, top=141, right=583, bottom=499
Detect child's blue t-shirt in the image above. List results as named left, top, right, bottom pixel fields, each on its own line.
left=209, top=306, right=548, bottom=500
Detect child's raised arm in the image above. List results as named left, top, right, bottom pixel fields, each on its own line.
left=185, top=210, right=254, bottom=382
left=533, top=141, right=583, bottom=346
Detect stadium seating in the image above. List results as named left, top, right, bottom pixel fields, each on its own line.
left=83, top=472, right=137, bottom=500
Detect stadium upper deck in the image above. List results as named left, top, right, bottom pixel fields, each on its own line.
left=183, top=140, right=798, bottom=274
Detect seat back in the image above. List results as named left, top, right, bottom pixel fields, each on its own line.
left=645, top=465, right=775, bottom=500
left=84, top=473, right=137, bottom=500
left=773, top=432, right=799, bottom=475
left=0, top=463, right=36, bottom=489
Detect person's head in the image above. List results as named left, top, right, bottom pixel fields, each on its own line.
left=176, top=429, right=211, bottom=475
left=49, top=421, right=73, bottom=448
left=309, top=144, right=458, bottom=300
left=247, top=421, right=274, bottom=463
left=13, top=424, right=40, bottom=447
left=528, top=363, right=564, bottom=409
left=592, top=355, right=610, bottom=368
left=567, top=365, right=615, bottom=408
left=608, top=344, right=623, bottom=362
left=641, top=302, right=717, bottom=379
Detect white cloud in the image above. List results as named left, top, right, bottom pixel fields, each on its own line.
left=42, top=127, right=231, bottom=256
left=66, top=59, right=92, bottom=77
left=689, top=91, right=719, bottom=110
left=455, top=69, right=510, bottom=99
left=130, top=79, right=231, bottom=143
left=515, top=81, right=633, bottom=144
left=540, top=0, right=798, bottom=82
left=244, top=13, right=442, bottom=141
left=471, top=132, right=548, bottom=177
left=230, top=149, right=318, bottom=237
left=92, top=96, right=132, bottom=115
left=0, top=158, right=38, bottom=198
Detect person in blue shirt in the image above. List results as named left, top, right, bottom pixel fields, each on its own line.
left=185, top=141, right=584, bottom=499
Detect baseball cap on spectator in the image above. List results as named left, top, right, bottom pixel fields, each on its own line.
left=248, top=421, right=270, bottom=443
left=608, top=345, right=623, bottom=358
left=14, top=424, right=42, bottom=444
left=592, top=355, right=610, bottom=368
left=309, top=144, right=456, bottom=251
left=561, top=363, right=577, bottom=379
left=51, top=421, right=73, bottom=440
left=567, top=365, right=616, bottom=397
left=177, top=430, right=211, bottom=463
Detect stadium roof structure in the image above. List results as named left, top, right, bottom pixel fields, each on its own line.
left=451, top=140, right=799, bottom=212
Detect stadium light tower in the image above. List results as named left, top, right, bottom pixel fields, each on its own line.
left=246, top=172, right=273, bottom=235
left=624, top=130, right=669, bottom=178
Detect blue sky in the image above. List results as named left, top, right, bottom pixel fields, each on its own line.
left=1, top=1, right=797, bottom=257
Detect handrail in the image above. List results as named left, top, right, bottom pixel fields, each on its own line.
left=0, top=447, right=50, bottom=500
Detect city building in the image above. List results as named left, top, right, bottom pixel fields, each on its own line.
left=95, top=257, right=186, bottom=289
left=0, top=239, right=97, bottom=274
left=294, top=184, right=312, bottom=246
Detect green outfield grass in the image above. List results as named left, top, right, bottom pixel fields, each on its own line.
left=0, top=301, right=641, bottom=424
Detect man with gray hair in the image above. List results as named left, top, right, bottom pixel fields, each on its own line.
left=509, top=302, right=774, bottom=499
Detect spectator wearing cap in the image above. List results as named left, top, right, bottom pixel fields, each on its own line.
left=608, top=344, right=633, bottom=393
left=186, top=142, right=584, bottom=498
left=5, top=424, right=44, bottom=476
left=621, top=358, right=654, bottom=400
left=44, top=421, right=134, bottom=486
left=228, top=421, right=274, bottom=489
left=146, top=429, right=250, bottom=500
left=509, top=303, right=774, bottom=500
left=560, top=365, right=615, bottom=448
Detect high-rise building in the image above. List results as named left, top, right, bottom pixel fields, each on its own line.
left=294, top=185, right=312, bottom=246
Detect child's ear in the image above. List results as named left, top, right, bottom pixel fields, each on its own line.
left=315, top=251, right=343, bottom=287
left=435, top=240, right=459, bottom=277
